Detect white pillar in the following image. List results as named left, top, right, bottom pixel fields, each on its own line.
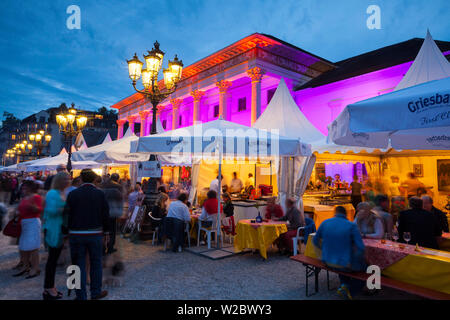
left=139, top=111, right=149, bottom=137
left=170, top=98, right=182, bottom=130
left=216, top=80, right=232, bottom=119
left=127, top=116, right=136, bottom=135
left=190, top=90, right=205, bottom=123
left=117, top=119, right=126, bottom=139
left=247, top=67, right=265, bottom=125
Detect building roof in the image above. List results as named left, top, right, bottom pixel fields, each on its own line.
left=295, top=37, right=450, bottom=91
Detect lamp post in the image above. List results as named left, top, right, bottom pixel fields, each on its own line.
left=28, top=129, right=52, bottom=158
left=55, top=103, right=87, bottom=172
left=126, top=41, right=183, bottom=208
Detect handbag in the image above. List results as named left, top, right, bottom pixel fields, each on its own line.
left=3, top=217, right=21, bottom=238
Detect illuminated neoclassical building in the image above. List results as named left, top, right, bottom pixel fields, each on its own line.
left=111, top=33, right=450, bottom=138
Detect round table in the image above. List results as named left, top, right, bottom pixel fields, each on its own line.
left=234, top=219, right=288, bottom=259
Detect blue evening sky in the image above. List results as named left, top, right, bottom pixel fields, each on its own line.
left=0, top=0, right=449, bottom=120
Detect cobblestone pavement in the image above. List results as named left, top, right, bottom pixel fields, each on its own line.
left=0, top=233, right=417, bottom=300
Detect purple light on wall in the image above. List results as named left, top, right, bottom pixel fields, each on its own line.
left=295, top=60, right=417, bottom=135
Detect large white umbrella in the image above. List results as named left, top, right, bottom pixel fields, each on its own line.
left=328, top=77, right=450, bottom=150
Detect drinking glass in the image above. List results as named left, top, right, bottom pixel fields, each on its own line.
left=403, top=232, right=411, bottom=245
left=392, top=229, right=399, bottom=242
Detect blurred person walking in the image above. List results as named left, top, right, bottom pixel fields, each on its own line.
left=13, top=180, right=44, bottom=279
left=42, top=171, right=71, bottom=300
left=101, top=173, right=124, bottom=255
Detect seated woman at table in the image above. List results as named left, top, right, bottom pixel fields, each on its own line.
left=313, top=206, right=366, bottom=300
left=265, top=197, right=283, bottom=220
left=274, top=198, right=304, bottom=255
left=199, top=190, right=222, bottom=228
left=354, top=202, right=384, bottom=239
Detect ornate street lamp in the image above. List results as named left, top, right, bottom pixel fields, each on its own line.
left=28, top=129, right=52, bottom=158
left=127, top=41, right=183, bottom=208
left=55, top=103, right=88, bottom=172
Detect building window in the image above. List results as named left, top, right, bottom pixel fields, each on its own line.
left=214, top=105, right=219, bottom=118
left=162, top=120, right=167, bottom=129
left=11, top=134, right=15, bottom=140
left=179, top=115, right=182, bottom=126
left=238, top=97, right=246, bottom=112
left=267, top=88, right=276, bottom=104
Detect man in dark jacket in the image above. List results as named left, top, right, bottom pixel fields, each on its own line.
left=64, top=169, right=110, bottom=300
left=422, top=195, right=449, bottom=235
left=100, top=173, right=124, bottom=254
left=398, top=197, right=440, bottom=249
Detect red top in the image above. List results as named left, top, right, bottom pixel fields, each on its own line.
left=18, top=194, right=43, bottom=221
left=203, top=198, right=223, bottom=215
left=265, top=203, right=283, bottom=220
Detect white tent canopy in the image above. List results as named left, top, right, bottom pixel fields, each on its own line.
left=253, top=79, right=378, bottom=154
left=395, top=30, right=450, bottom=91
left=72, top=128, right=149, bottom=163
left=102, top=132, right=112, bottom=144
left=329, top=30, right=450, bottom=150
left=132, top=118, right=311, bottom=157
left=24, top=154, right=99, bottom=172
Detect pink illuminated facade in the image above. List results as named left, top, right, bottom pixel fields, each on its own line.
left=111, top=33, right=334, bottom=136
left=111, top=35, right=450, bottom=139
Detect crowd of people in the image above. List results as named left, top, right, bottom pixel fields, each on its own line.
left=1, top=166, right=448, bottom=301
left=0, top=166, right=140, bottom=300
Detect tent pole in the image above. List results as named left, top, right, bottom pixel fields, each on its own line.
left=217, top=151, right=222, bottom=249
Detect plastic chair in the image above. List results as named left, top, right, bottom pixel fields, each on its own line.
left=292, top=226, right=306, bottom=255
left=221, top=216, right=236, bottom=244
left=197, top=215, right=224, bottom=249
left=148, top=212, right=162, bottom=246
left=185, top=222, right=191, bottom=248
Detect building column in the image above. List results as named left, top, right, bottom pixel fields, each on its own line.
left=247, top=67, right=265, bottom=125
left=216, top=80, right=232, bottom=119
left=127, top=116, right=136, bottom=135
left=190, top=90, right=205, bottom=123
left=116, top=119, right=126, bottom=139
left=139, top=111, right=149, bottom=137
left=170, top=98, right=182, bottom=130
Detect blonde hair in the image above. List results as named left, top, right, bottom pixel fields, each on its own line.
left=156, top=193, right=169, bottom=208
left=51, top=171, right=71, bottom=191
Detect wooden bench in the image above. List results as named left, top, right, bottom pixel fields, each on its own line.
left=291, top=254, right=450, bottom=300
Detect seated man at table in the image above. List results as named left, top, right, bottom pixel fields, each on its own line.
left=275, top=198, right=304, bottom=255
left=165, top=193, right=191, bottom=252
left=265, top=197, right=283, bottom=220
left=422, top=195, right=449, bottom=235
left=313, top=206, right=366, bottom=300
left=398, top=197, right=440, bottom=249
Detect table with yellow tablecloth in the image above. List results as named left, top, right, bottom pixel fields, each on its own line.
left=304, top=203, right=355, bottom=229
left=234, top=219, right=288, bottom=259
left=304, top=234, right=450, bottom=294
